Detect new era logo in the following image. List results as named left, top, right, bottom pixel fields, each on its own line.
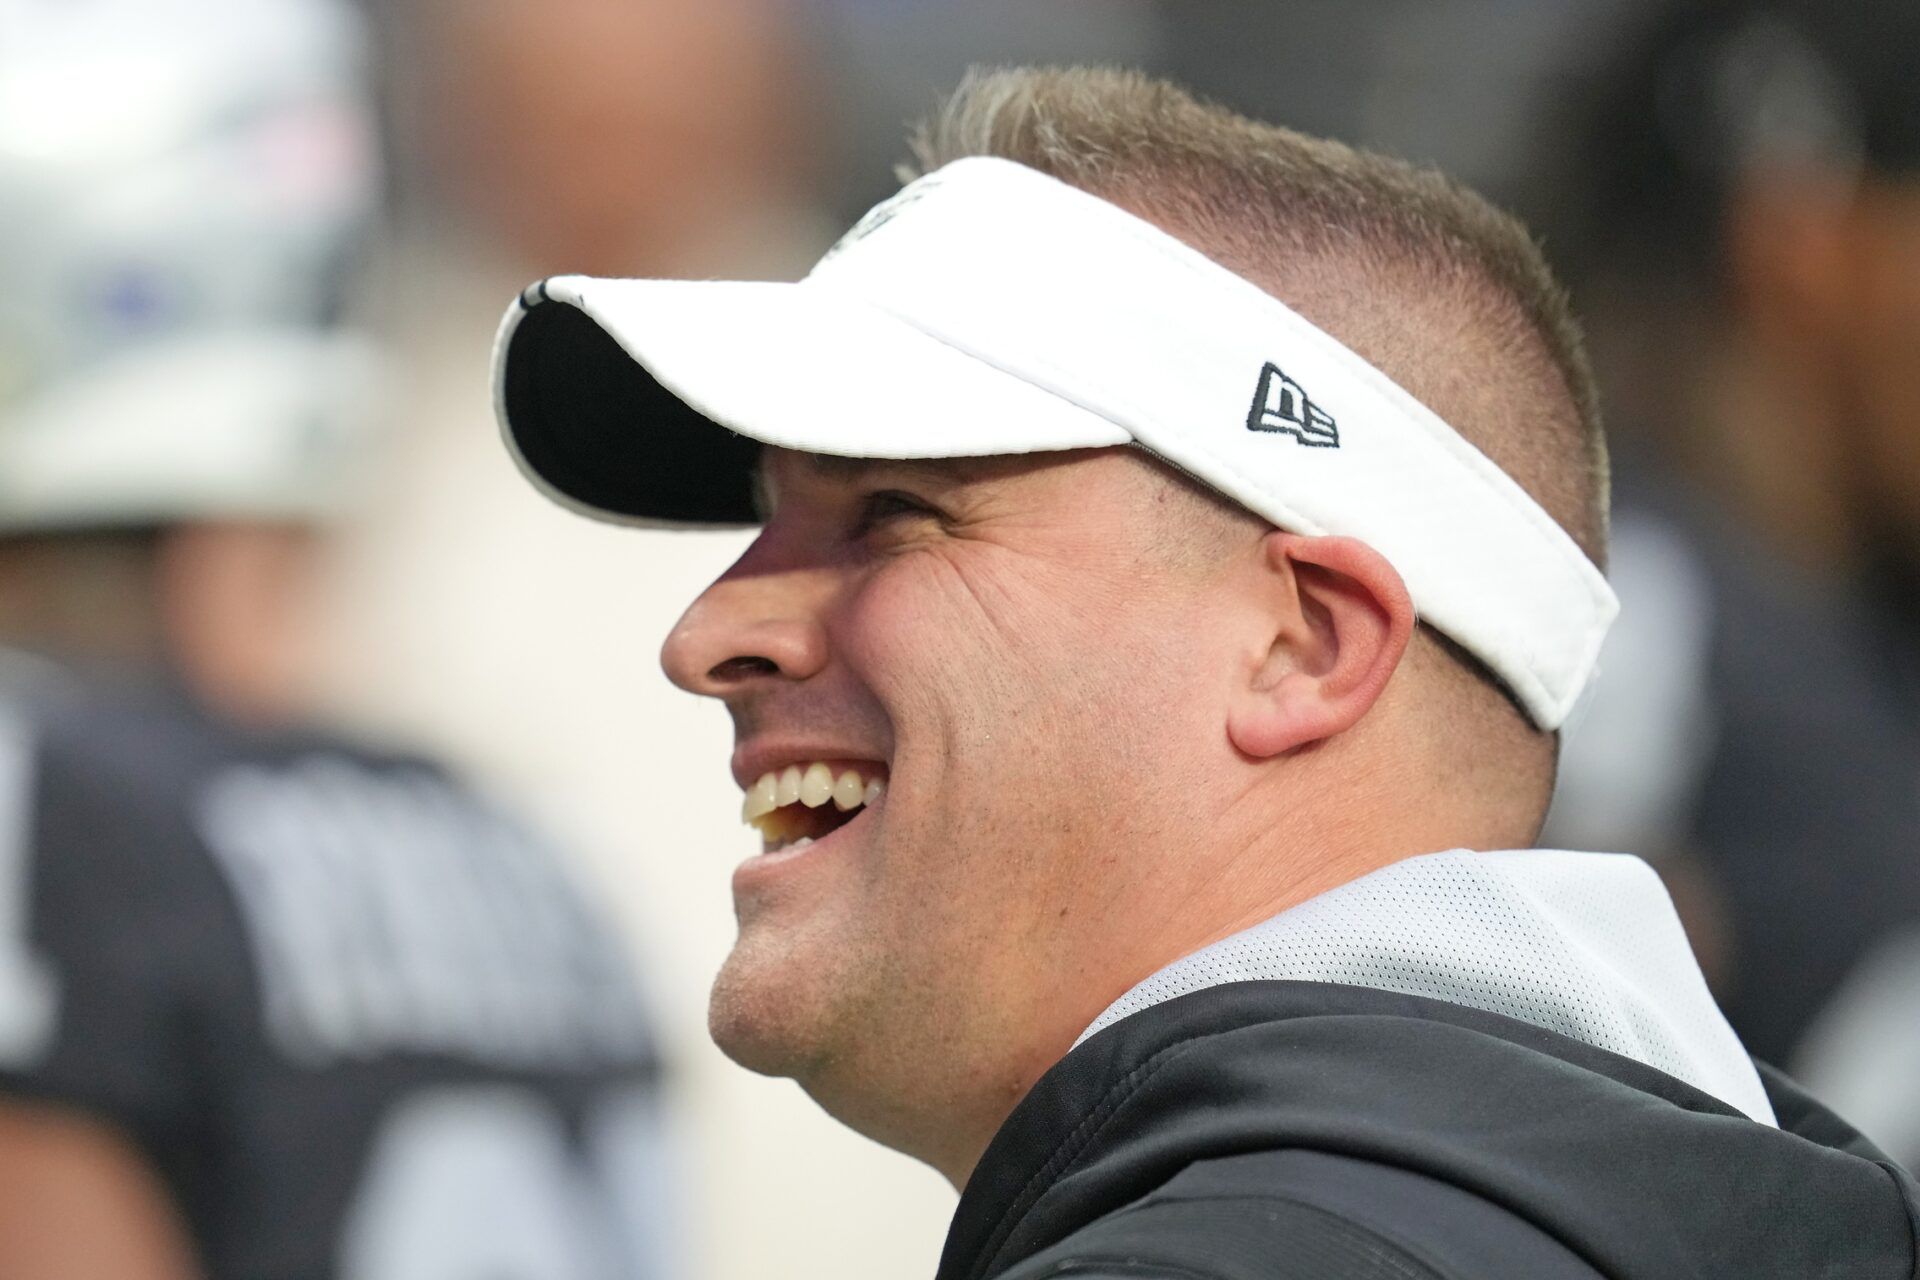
left=1246, top=363, right=1338, bottom=447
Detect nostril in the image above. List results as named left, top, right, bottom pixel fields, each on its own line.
left=709, top=655, right=781, bottom=683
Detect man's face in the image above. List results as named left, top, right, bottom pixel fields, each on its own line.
left=661, top=446, right=1247, bottom=1124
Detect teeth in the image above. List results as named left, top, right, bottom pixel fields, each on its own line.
left=787, top=837, right=813, bottom=851
left=741, top=761, right=888, bottom=830
left=742, top=772, right=779, bottom=821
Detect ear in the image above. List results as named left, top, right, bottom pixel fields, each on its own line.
left=1227, top=533, right=1414, bottom=759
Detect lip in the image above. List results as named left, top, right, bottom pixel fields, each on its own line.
left=731, top=790, right=884, bottom=893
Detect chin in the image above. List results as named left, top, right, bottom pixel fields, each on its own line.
left=707, top=940, right=837, bottom=1079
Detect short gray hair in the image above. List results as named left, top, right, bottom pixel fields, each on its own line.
left=904, top=65, right=1609, bottom=569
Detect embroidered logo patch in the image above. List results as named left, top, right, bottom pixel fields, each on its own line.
left=1246, top=362, right=1338, bottom=447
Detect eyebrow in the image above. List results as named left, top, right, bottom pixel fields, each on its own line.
left=751, top=451, right=997, bottom=519
left=795, top=453, right=996, bottom=484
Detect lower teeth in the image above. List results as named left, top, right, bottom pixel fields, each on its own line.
left=786, top=837, right=813, bottom=850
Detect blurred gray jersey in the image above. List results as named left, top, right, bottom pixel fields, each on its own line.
left=0, top=654, right=674, bottom=1280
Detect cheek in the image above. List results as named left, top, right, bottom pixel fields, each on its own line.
left=836, top=554, right=1061, bottom=729
left=851, top=556, right=1208, bottom=802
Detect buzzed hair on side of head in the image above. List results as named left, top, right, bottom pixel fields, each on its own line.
left=905, top=66, right=1609, bottom=832
left=904, top=66, right=1608, bottom=571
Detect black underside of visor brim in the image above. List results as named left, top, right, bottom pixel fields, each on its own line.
left=504, top=300, right=761, bottom=525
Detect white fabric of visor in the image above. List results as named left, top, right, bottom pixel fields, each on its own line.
left=494, top=157, right=1617, bottom=729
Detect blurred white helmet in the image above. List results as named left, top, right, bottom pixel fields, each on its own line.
left=0, top=0, right=381, bottom=532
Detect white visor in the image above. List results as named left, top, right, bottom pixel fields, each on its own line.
left=490, top=156, right=1616, bottom=730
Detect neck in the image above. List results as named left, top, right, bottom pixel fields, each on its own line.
left=911, top=753, right=1467, bottom=1188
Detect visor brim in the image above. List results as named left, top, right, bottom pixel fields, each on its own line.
left=495, top=275, right=1132, bottom=527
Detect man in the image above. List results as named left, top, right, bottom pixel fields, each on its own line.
left=0, top=1, right=672, bottom=1277
left=491, top=67, right=1918, bottom=1277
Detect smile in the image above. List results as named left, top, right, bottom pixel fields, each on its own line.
left=741, top=761, right=888, bottom=853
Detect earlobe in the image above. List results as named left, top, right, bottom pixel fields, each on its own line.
left=1226, top=534, right=1414, bottom=759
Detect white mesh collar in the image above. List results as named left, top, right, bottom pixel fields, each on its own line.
left=1078, top=848, right=1776, bottom=1125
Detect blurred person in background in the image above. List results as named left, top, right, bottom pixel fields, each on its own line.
left=1535, top=0, right=1920, bottom=1161
left=0, top=1, right=674, bottom=1277
left=379, top=0, right=830, bottom=279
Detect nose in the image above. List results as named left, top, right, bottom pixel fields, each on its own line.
left=661, top=556, right=832, bottom=699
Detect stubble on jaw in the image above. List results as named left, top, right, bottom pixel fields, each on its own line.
left=705, top=777, right=1075, bottom=1166
left=706, top=891, right=866, bottom=1081
left=708, top=899, right=1057, bottom=1182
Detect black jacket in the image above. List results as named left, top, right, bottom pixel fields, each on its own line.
left=939, top=982, right=1920, bottom=1280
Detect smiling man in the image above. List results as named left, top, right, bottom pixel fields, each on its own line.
left=491, top=68, right=1919, bottom=1280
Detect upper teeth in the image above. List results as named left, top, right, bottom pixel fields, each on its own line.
left=742, top=762, right=885, bottom=825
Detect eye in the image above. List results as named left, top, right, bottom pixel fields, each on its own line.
left=850, top=489, right=943, bottom=539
